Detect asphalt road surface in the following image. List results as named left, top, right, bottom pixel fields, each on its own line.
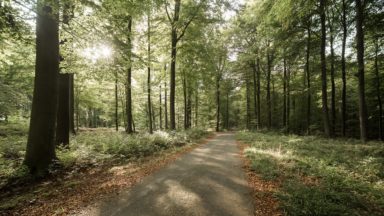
left=75, top=132, right=253, bottom=216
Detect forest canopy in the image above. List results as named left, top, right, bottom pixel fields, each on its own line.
left=0, top=0, right=383, bottom=173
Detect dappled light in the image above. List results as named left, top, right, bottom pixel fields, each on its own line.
left=0, top=0, right=383, bottom=215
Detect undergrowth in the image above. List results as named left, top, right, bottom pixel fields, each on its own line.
left=0, top=128, right=210, bottom=188
left=236, top=131, right=384, bottom=216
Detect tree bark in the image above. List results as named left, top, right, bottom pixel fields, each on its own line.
left=24, top=3, right=59, bottom=174
left=115, top=70, right=119, bottom=131
left=183, top=70, right=188, bottom=129
left=256, top=57, right=261, bottom=129
left=355, top=0, right=368, bottom=142
left=187, top=85, right=192, bottom=128
left=69, top=74, right=76, bottom=134
left=252, top=62, right=258, bottom=129
left=169, top=0, right=181, bottom=130
left=306, top=23, right=312, bottom=134
left=287, top=62, right=291, bottom=132
left=216, top=73, right=221, bottom=132
left=165, top=79, right=168, bottom=129
left=126, top=16, right=133, bottom=134
left=246, top=70, right=251, bottom=130
left=329, top=12, right=336, bottom=136
left=266, top=48, right=272, bottom=129
left=56, top=74, right=70, bottom=147
left=341, top=0, right=347, bottom=136
left=159, top=85, right=163, bottom=130
left=195, top=82, right=199, bottom=127
left=374, top=38, right=383, bottom=141
left=320, top=0, right=331, bottom=137
left=147, top=12, right=153, bottom=134
left=75, top=85, right=79, bottom=130
left=226, top=91, right=229, bottom=129
left=283, top=58, right=287, bottom=128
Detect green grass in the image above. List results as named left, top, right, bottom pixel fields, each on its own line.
left=0, top=128, right=210, bottom=187
left=236, top=131, right=384, bottom=216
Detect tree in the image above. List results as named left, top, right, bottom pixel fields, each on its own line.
left=56, top=74, right=70, bottom=146
left=341, top=0, right=348, bottom=136
left=355, top=0, right=368, bottom=142
left=305, top=19, right=312, bottom=134
left=374, top=38, right=383, bottom=140
left=126, top=16, right=134, bottom=134
left=266, top=43, right=273, bottom=129
left=320, top=0, right=331, bottom=137
left=166, top=0, right=201, bottom=130
left=24, top=1, right=60, bottom=174
left=147, top=9, right=153, bottom=134
left=328, top=6, right=336, bottom=136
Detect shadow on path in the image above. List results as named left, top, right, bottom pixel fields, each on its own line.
left=75, top=133, right=253, bottom=216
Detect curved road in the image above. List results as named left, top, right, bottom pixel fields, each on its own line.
left=76, top=133, right=253, bottom=216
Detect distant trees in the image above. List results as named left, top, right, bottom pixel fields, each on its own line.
left=231, top=0, right=383, bottom=140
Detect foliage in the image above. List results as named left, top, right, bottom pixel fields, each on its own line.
left=237, top=131, right=384, bottom=215
left=0, top=128, right=210, bottom=187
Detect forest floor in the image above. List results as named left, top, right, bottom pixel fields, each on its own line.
left=1, top=128, right=383, bottom=216
left=74, top=132, right=253, bottom=216
left=0, top=127, right=212, bottom=215
left=237, top=131, right=384, bottom=216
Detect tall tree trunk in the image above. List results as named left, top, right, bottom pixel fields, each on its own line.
left=75, top=86, right=79, bottom=130
left=56, top=74, right=70, bottom=147
left=246, top=71, right=251, bottom=130
left=159, top=85, right=163, bottom=130
left=187, top=86, right=192, bottom=128
left=355, top=0, right=368, bottom=142
left=195, top=83, right=199, bottom=127
left=266, top=49, right=272, bottom=129
left=306, top=23, right=312, bottom=134
left=152, top=102, right=156, bottom=131
left=287, top=62, right=291, bottom=132
left=320, top=0, right=331, bottom=137
left=126, top=16, right=133, bottom=134
left=62, top=2, right=75, bottom=135
left=226, top=91, right=229, bottom=129
left=183, top=70, right=188, bottom=129
left=272, top=75, right=276, bottom=128
left=216, top=73, right=221, bottom=132
left=256, top=57, right=261, bottom=129
left=69, top=74, right=75, bottom=134
left=341, top=0, right=347, bottom=136
left=115, top=70, right=119, bottom=131
left=25, top=3, right=59, bottom=174
left=169, top=0, right=181, bottom=130
left=165, top=79, right=168, bottom=129
left=252, top=62, right=258, bottom=129
left=120, top=86, right=127, bottom=129
left=147, top=12, right=153, bottom=134
left=283, top=58, right=287, bottom=128
left=374, top=38, right=383, bottom=141
left=329, top=12, right=336, bottom=136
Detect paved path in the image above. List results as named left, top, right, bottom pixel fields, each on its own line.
left=76, top=133, right=253, bottom=216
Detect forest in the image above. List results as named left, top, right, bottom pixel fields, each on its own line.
left=0, top=0, right=383, bottom=215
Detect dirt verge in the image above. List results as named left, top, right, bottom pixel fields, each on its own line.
left=237, top=141, right=282, bottom=216
left=0, top=135, right=215, bottom=216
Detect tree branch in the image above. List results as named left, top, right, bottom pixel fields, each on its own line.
left=165, top=3, right=173, bottom=24
left=176, top=2, right=203, bottom=42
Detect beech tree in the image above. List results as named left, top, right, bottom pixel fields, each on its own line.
left=24, top=1, right=60, bottom=173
